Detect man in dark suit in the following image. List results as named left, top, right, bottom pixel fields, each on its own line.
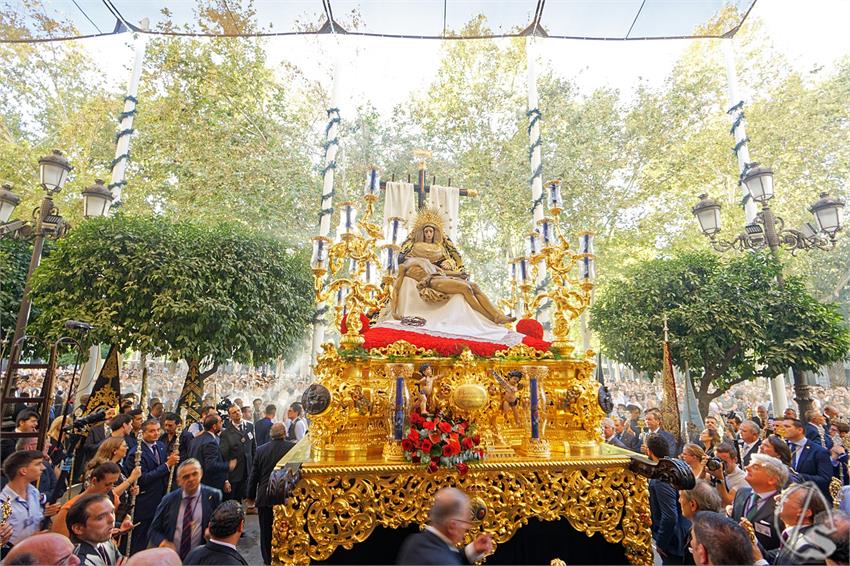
left=752, top=483, right=830, bottom=566
left=184, top=501, right=248, bottom=565
left=148, top=459, right=222, bottom=560
left=189, top=414, right=235, bottom=496
left=614, top=417, right=642, bottom=452
left=124, top=418, right=179, bottom=554
left=397, top=487, right=493, bottom=565
left=219, top=405, right=255, bottom=502
left=646, top=434, right=687, bottom=565
left=737, top=420, right=762, bottom=468
left=804, top=409, right=833, bottom=450
left=254, top=404, right=276, bottom=447
left=730, top=453, right=788, bottom=552
left=160, top=412, right=192, bottom=490
left=247, top=423, right=295, bottom=564
left=67, top=493, right=123, bottom=566
left=602, top=418, right=628, bottom=450
left=644, top=409, right=678, bottom=458
left=125, top=409, right=143, bottom=456
left=677, top=480, right=721, bottom=564
left=784, top=417, right=833, bottom=499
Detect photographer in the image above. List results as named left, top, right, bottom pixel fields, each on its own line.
left=704, top=442, right=748, bottom=506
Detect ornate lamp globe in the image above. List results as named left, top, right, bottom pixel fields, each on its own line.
left=741, top=164, right=774, bottom=203
left=81, top=179, right=114, bottom=218
left=0, top=184, right=21, bottom=223
left=808, top=192, right=845, bottom=237
left=692, top=194, right=722, bottom=236
left=38, top=149, right=73, bottom=194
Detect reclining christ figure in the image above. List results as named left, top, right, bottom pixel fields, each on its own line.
left=376, top=208, right=520, bottom=345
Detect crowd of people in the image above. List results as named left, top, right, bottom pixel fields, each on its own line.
left=2, top=362, right=850, bottom=565
left=601, top=391, right=850, bottom=565
left=0, top=365, right=311, bottom=566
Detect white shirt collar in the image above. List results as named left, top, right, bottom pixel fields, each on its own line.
left=210, top=538, right=238, bottom=551
left=424, top=525, right=459, bottom=551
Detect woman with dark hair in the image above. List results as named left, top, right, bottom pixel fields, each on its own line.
left=699, top=428, right=721, bottom=456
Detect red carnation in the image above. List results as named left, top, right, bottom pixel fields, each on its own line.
left=450, top=440, right=462, bottom=456
left=422, top=420, right=436, bottom=431
left=401, top=438, right=414, bottom=452
left=429, top=431, right=441, bottom=444
left=442, top=444, right=453, bottom=457
left=421, top=439, right=433, bottom=453
left=408, top=429, right=420, bottom=442
left=457, top=422, right=468, bottom=434
left=339, top=313, right=370, bottom=334
left=457, top=462, right=469, bottom=476
left=472, top=434, right=481, bottom=445
left=427, top=461, right=439, bottom=473
left=462, top=437, right=473, bottom=450
left=438, top=421, right=452, bottom=434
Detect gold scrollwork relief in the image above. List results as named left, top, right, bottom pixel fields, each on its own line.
left=272, top=464, right=652, bottom=566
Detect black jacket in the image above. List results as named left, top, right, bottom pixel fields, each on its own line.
left=147, top=484, right=222, bottom=548
left=396, top=529, right=471, bottom=565
left=184, top=541, right=248, bottom=565
left=730, top=486, right=780, bottom=552
left=189, top=431, right=229, bottom=491
left=247, top=438, right=295, bottom=507
left=219, top=421, right=256, bottom=484
left=649, top=478, right=687, bottom=560
left=254, top=417, right=273, bottom=446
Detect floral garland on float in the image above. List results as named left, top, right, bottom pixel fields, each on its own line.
left=402, top=410, right=483, bottom=474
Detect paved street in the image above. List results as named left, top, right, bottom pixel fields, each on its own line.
left=237, top=513, right=265, bottom=565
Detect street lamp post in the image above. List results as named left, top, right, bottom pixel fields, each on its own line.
left=3, top=150, right=73, bottom=356
left=692, top=164, right=845, bottom=418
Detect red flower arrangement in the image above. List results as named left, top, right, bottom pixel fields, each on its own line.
left=402, top=410, right=483, bottom=474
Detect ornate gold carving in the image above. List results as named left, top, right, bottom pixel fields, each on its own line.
left=495, top=343, right=554, bottom=360
left=272, top=462, right=652, bottom=565
left=368, top=340, right=437, bottom=358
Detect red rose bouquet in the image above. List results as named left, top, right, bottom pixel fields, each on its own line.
left=402, top=410, right=483, bottom=474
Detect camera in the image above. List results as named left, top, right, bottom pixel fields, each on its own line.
left=216, top=397, right=233, bottom=414
left=705, top=456, right=724, bottom=472
left=61, top=411, right=106, bottom=432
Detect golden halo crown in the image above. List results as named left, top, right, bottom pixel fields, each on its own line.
left=411, top=207, right=447, bottom=236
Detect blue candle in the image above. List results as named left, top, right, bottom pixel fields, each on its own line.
left=393, top=376, right=405, bottom=440
left=365, top=168, right=380, bottom=196
left=530, top=376, right=539, bottom=439
left=386, top=247, right=398, bottom=275
left=548, top=180, right=562, bottom=210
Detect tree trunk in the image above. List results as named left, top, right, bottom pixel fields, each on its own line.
left=696, top=373, right=714, bottom=422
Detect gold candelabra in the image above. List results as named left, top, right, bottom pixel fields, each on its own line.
left=312, top=195, right=387, bottom=349
left=514, top=180, right=595, bottom=356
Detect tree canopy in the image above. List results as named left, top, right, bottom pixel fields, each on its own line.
left=27, top=214, right=314, bottom=373
left=1, top=5, right=848, bottom=368
left=590, top=250, right=850, bottom=415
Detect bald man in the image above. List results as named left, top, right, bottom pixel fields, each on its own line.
left=247, top=423, right=296, bottom=565
left=1, top=533, right=80, bottom=566
left=125, top=547, right=182, bottom=566
left=397, top=487, right=494, bottom=565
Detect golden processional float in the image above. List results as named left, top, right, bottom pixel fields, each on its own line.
left=268, top=164, right=694, bottom=565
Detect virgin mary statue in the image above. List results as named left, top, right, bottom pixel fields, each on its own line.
left=375, top=208, right=522, bottom=346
